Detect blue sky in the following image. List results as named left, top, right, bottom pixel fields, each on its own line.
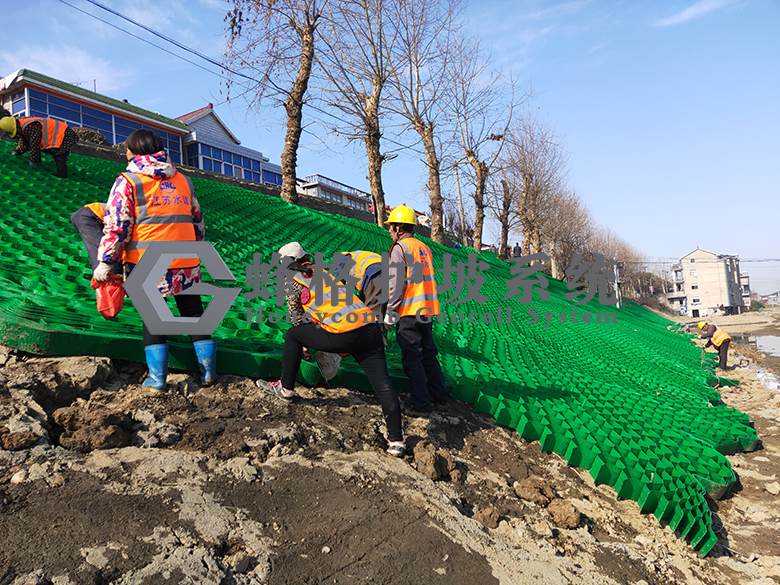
left=3, top=0, right=779, bottom=293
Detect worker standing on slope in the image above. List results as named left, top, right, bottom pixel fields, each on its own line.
left=257, top=242, right=406, bottom=457
left=1, top=116, right=77, bottom=178
left=92, top=129, right=218, bottom=390
left=385, top=205, right=450, bottom=417
left=698, top=321, right=732, bottom=370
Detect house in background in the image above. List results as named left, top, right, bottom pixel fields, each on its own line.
left=0, top=69, right=284, bottom=188
left=176, top=104, right=282, bottom=187
left=297, top=174, right=371, bottom=213
left=667, top=247, right=747, bottom=318
left=0, top=68, right=187, bottom=163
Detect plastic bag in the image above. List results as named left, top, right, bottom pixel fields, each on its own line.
left=314, top=351, right=342, bottom=381
left=90, top=274, right=125, bottom=320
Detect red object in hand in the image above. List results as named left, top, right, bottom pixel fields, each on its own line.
left=90, top=274, right=125, bottom=320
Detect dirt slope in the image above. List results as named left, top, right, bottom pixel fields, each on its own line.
left=1, top=342, right=779, bottom=585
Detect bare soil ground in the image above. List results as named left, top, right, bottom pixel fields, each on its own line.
left=1, top=317, right=780, bottom=584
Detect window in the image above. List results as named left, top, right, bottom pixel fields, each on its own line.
left=243, top=157, right=252, bottom=169
left=690, top=259, right=696, bottom=263
left=692, top=297, right=701, bottom=304
left=187, top=144, right=198, bottom=158
left=223, top=164, right=233, bottom=176
left=202, top=158, right=212, bottom=172
left=691, top=284, right=699, bottom=290
left=263, top=170, right=282, bottom=186
left=690, top=269, right=697, bottom=276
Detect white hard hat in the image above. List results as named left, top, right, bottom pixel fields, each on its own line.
left=278, top=242, right=306, bottom=260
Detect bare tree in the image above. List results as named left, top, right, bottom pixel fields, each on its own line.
left=502, top=113, right=569, bottom=260
left=315, top=0, right=399, bottom=225
left=447, top=34, right=527, bottom=255
left=224, top=0, right=327, bottom=204
left=385, top=0, right=461, bottom=244
left=540, top=188, right=596, bottom=279
left=443, top=198, right=473, bottom=246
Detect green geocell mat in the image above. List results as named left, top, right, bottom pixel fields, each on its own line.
left=0, top=140, right=756, bottom=555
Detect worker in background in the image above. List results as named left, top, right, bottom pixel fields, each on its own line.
left=257, top=242, right=405, bottom=457
left=512, top=242, right=522, bottom=258
left=698, top=321, right=732, bottom=370
left=385, top=205, right=450, bottom=417
left=0, top=116, right=77, bottom=178
left=92, top=129, right=218, bottom=390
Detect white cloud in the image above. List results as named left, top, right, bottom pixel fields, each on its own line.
left=654, top=0, right=738, bottom=26
left=0, top=46, right=129, bottom=94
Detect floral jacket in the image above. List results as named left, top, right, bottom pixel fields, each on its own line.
left=97, top=151, right=205, bottom=297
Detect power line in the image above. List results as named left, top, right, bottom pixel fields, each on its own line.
left=57, top=0, right=224, bottom=79
left=61, top=0, right=420, bottom=157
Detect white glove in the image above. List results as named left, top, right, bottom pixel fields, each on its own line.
left=93, top=262, right=113, bottom=283
left=384, top=312, right=396, bottom=327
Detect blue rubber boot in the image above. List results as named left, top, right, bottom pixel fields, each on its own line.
left=143, top=343, right=169, bottom=391
left=193, top=339, right=219, bottom=386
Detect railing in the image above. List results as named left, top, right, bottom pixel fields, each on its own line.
left=304, top=174, right=370, bottom=200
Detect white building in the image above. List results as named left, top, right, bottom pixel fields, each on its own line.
left=667, top=247, right=747, bottom=318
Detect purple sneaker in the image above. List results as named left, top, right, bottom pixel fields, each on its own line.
left=256, top=379, right=295, bottom=402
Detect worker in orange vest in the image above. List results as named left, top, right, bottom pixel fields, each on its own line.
left=385, top=205, right=450, bottom=417
left=1, top=116, right=77, bottom=178
left=92, top=129, right=217, bottom=391
left=257, top=242, right=405, bottom=457
left=336, top=250, right=384, bottom=312
left=698, top=321, right=732, bottom=370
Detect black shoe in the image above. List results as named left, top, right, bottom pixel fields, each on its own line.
left=432, top=400, right=450, bottom=412
left=403, top=406, right=431, bottom=418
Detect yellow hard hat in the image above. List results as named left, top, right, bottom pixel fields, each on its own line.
left=0, top=116, right=18, bottom=138
left=697, top=321, right=707, bottom=330
left=385, top=204, right=416, bottom=225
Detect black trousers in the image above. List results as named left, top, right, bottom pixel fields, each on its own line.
left=141, top=294, right=210, bottom=346
left=282, top=322, right=402, bottom=442
left=70, top=206, right=106, bottom=271
left=396, top=316, right=450, bottom=411
left=717, top=339, right=730, bottom=369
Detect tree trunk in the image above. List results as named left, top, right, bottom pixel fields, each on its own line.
left=281, top=21, right=317, bottom=205
left=453, top=162, right=467, bottom=246
left=499, top=179, right=512, bottom=260
left=466, top=151, right=487, bottom=255
left=550, top=242, right=561, bottom=279
left=364, top=82, right=386, bottom=226
left=417, top=122, right=444, bottom=244
left=520, top=171, right=534, bottom=257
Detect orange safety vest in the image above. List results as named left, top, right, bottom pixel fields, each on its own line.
left=20, top=117, right=67, bottom=150
left=392, top=236, right=440, bottom=317
left=293, top=270, right=375, bottom=333
left=83, top=202, right=105, bottom=218
left=710, top=325, right=731, bottom=347
left=121, top=172, right=199, bottom=269
left=340, top=250, right=382, bottom=291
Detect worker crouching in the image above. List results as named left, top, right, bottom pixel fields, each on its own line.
left=257, top=242, right=405, bottom=458
left=698, top=321, right=732, bottom=370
